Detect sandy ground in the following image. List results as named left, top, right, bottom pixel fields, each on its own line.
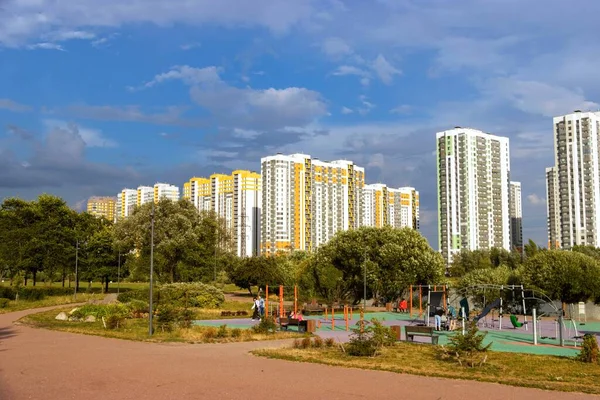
left=0, top=305, right=596, bottom=400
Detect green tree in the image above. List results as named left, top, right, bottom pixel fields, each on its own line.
left=225, top=255, right=287, bottom=295
left=83, top=224, right=119, bottom=293
left=311, top=227, right=444, bottom=304
left=524, top=239, right=542, bottom=259
left=113, top=199, right=231, bottom=283
left=522, top=250, right=600, bottom=304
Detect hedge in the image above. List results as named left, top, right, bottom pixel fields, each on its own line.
left=117, top=282, right=225, bottom=308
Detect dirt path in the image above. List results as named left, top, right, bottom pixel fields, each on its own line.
left=0, top=306, right=595, bottom=400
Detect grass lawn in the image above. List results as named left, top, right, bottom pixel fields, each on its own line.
left=0, top=280, right=148, bottom=293
left=254, top=342, right=600, bottom=395
left=20, top=307, right=303, bottom=344
left=0, top=293, right=104, bottom=315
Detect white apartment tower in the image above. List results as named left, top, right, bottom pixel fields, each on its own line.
left=183, top=171, right=261, bottom=257
left=509, top=181, right=523, bottom=250
left=136, top=186, right=154, bottom=206
left=362, top=184, right=420, bottom=230
left=436, top=128, right=511, bottom=264
left=154, top=183, right=180, bottom=202
left=116, top=188, right=137, bottom=221
left=546, top=111, right=600, bottom=248
left=546, top=167, right=561, bottom=249
left=260, top=153, right=364, bottom=254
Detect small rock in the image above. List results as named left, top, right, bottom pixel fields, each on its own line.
left=55, top=312, right=68, bottom=321
left=85, top=315, right=96, bottom=323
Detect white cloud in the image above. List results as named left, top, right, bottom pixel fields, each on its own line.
left=43, top=120, right=117, bottom=148
left=131, top=65, right=221, bottom=91
left=180, top=42, right=201, bottom=50
left=527, top=194, right=546, bottom=206
left=341, top=106, right=353, bottom=114
left=332, top=65, right=371, bottom=86
left=27, top=42, right=65, bottom=51
left=371, top=54, right=401, bottom=84
left=357, top=95, right=375, bottom=115
left=0, top=98, right=32, bottom=112
left=321, top=37, right=352, bottom=58
left=44, top=30, right=96, bottom=41
left=390, top=104, right=412, bottom=114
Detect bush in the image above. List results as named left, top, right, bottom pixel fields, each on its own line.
left=252, top=317, right=277, bottom=334
left=156, top=305, right=178, bottom=332
left=203, top=327, right=217, bottom=340
left=127, top=299, right=149, bottom=317
left=0, top=286, right=74, bottom=301
left=578, top=334, right=599, bottom=364
left=0, top=287, right=15, bottom=300
left=104, top=304, right=129, bottom=329
left=178, top=308, right=196, bottom=329
left=117, top=283, right=225, bottom=308
left=324, top=337, right=335, bottom=347
left=300, top=337, right=312, bottom=349
left=0, top=298, right=10, bottom=308
left=217, top=324, right=228, bottom=338
left=346, top=318, right=395, bottom=357
left=313, top=336, right=324, bottom=348
left=70, top=304, right=107, bottom=319
left=442, top=322, right=491, bottom=367
left=292, top=339, right=302, bottom=349
left=231, top=328, right=242, bottom=338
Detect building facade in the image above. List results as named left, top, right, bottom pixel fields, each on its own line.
left=154, top=183, right=180, bottom=202
left=260, top=153, right=364, bottom=255
left=545, top=167, right=561, bottom=249
left=183, top=171, right=261, bottom=257
left=546, top=111, right=600, bottom=248
left=509, top=181, right=523, bottom=251
left=116, top=189, right=137, bottom=221
left=86, top=196, right=116, bottom=221
left=136, top=186, right=153, bottom=206
left=436, top=128, right=511, bottom=264
left=362, top=184, right=420, bottom=230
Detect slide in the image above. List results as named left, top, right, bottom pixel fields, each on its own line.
left=475, top=298, right=501, bottom=322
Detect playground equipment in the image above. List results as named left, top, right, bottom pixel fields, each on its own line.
left=264, top=285, right=300, bottom=318
left=408, top=285, right=449, bottom=323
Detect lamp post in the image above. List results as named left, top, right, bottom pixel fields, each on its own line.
left=74, top=240, right=79, bottom=299
left=363, top=251, right=367, bottom=310
left=117, top=252, right=121, bottom=295
left=149, top=203, right=155, bottom=336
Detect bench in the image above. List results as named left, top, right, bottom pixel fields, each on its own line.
left=279, top=318, right=308, bottom=332
left=404, top=326, right=439, bottom=344
left=303, top=307, right=325, bottom=315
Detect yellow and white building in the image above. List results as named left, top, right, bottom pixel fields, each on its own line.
left=116, top=189, right=137, bottom=221
left=87, top=196, right=117, bottom=222
left=136, top=186, right=154, bottom=206
left=183, top=170, right=261, bottom=257
left=153, top=183, right=180, bottom=202
left=363, top=184, right=420, bottom=230
left=260, top=153, right=365, bottom=255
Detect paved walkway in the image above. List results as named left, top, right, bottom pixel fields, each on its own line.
left=0, top=307, right=596, bottom=400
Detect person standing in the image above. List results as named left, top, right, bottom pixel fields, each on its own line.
left=258, top=295, right=265, bottom=318
left=251, top=296, right=260, bottom=320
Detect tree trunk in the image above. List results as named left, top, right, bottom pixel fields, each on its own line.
left=247, top=287, right=253, bottom=296
left=76, top=275, right=80, bottom=292
left=33, top=270, right=37, bottom=286
left=62, top=266, right=65, bottom=287
left=24, top=274, right=28, bottom=286
left=104, top=276, right=109, bottom=294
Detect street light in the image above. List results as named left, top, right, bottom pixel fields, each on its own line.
left=149, top=203, right=155, bottom=336
left=117, top=252, right=121, bottom=295
left=74, top=240, right=79, bottom=299
left=363, top=250, right=368, bottom=310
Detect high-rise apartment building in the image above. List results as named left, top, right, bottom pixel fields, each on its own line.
left=436, top=128, right=511, bottom=264
left=260, top=153, right=364, bottom=255
left=509, top=181, right=523, bottom=251
left=546, top=167, right=561, bottom=249
left=183, top=171, right=261, bottom=257
left=362, top=184, right=420, bottom=230
left=136, top=186, right=153, bottom=206
left=86, top=196, right=116, bottom=221
left=154, top=183, right=180, bottom=202
left=546, top=111, right=600, bottom=248
left=116, top=189, right=137, bottom=221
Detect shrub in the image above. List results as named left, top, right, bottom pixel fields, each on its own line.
left=70, top=304, right=107, bottom=319
left=127, top=300, right=149, bottom=318
left=217, top=324, right=228, bottom=338
left=324, top=338, right=335, bottom=348
left=370, top=319, right=396, bottom=348
left=156, top=305, right=178, bottom=332
left=441, top=322, right=491, bottom=367
left=578, top=334, right=599, bottom=364
left=0, top=298, right=10, bottom=308
left=313, top=336, right=324, bottom=348
left=0, top=287, right=75, bottom=301
left=203, top=327, right=217, bottom=340
left=346, top=318, right=395, bottom=357
left=104, top=304, right=129, bottom=329
left=117, top=283, right=225, bottom=308
left=231, top=328, right=242, bottom=338
left=0, top=287, right=15, bottom=300
left=252, top=317, right=277, bottom=334
left=300, top=337, right=312, bottom=349
left=292, top=339, right=302, bottom=349
left=178, top=308, right=196, bottom=329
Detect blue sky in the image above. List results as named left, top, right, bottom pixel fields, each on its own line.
left=1, top=0, right=600, bottom=249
